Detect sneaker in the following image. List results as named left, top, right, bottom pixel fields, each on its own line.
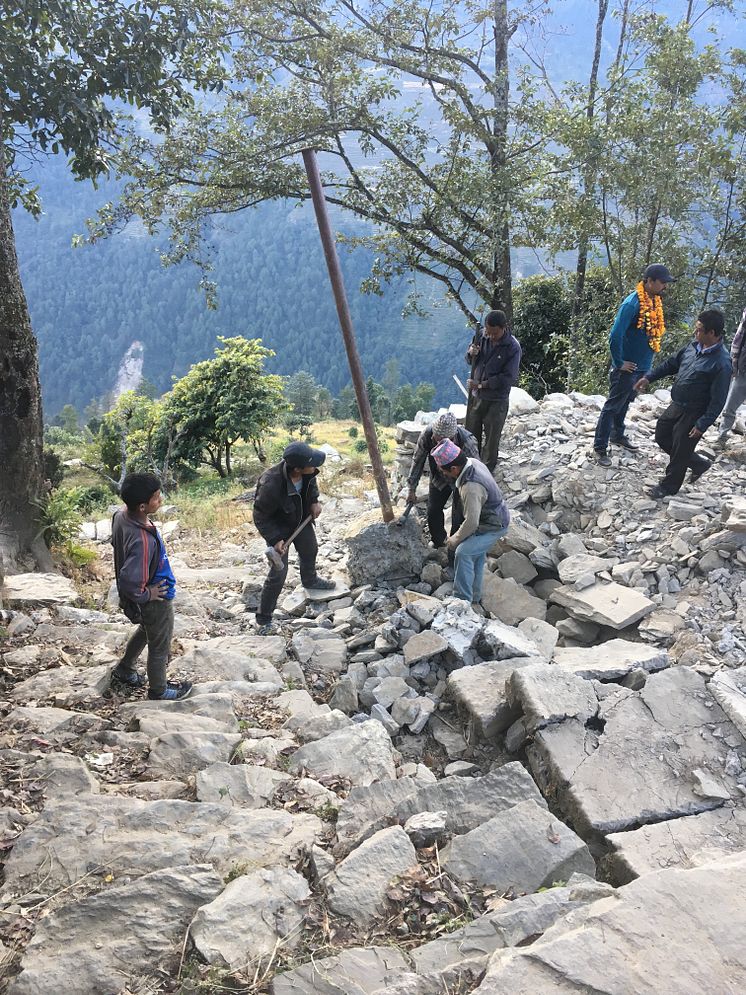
left=111, top=668, right=147, bottom=690
left=714, top=432, right=729, bottom=447
left=610, top=436, right=639, bottom=451
left=304, top=576, right=336, bottom=591
left=593, top=449, right=611, bottom=467
left=648, top=485, right=669, bottom=499
left=689, top=459, right=712, bottom=485
left=256, top=621, right=280, bottom=636
left=147, top=681, right=193, bottom=701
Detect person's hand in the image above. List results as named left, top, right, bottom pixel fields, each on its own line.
left=634, top=376, right=650, bottom=393
left=689, top=427, right=703, bottom=439
left=407, top=488, right=417, bottom=505
left=446, top=536, right=459, bottom=552
left=310, top=502, right=322, bottom=520
left=466, top=378, right=475, bottom=390
left=619, top=360, right=637, bottom=372
left=274, top=539, right=286, bottom=556
left=147, top=580, right=169, bottom=602
left=467, top=344, right=478, bottom=359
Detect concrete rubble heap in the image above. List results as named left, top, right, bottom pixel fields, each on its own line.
left=1, top=385, right=746, bottom=994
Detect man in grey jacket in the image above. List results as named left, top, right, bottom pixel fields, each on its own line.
left=431, top=440, right=510, bottom=605
left=716, top=306, right=746, bottom=443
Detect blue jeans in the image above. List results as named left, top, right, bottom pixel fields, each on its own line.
left=453, top=526, right=508, bottom=603
left=593, top=368, right=642, bottom=451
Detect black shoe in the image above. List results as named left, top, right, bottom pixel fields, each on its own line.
left=304, top=576, right=336, bottom=591
left=611, top=436, right=639, bottom=451
left=593, top=449, right=611, bottom=467
left=689, top=460, right=712, bottom=485
left=111, top=668, right=147, bottom=690
left=147, top=680, right=193, bottom=701
left=256, top=621, right=280, bottom=636
left=648, top=485, right=669, bottom=499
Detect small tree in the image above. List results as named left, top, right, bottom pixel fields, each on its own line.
left=164, top=337, right=286, bottom=476
left=512, top=276, right=572, bottom=397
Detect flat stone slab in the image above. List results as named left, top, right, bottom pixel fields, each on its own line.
left=710, top=667, right=746, bottom=740
left=479, top=619, right=544, bottom=660
left=722, top=495, right=746, bottom=532
left=526, top=667, right=746, bottom=836
left=289, top=720, right=396, bottom=787
left=509, top=664, right=599, bottom=732
left=443, top=799, right=594, bottom=891
left=8, top=865, right=222, bottom=995
left=481, top=574, right=547, bottom=626
left=3, top=797, right=320, bottom=892
left=475, top=854, right=746, bottom=995
left=148, top=731, right=242, bottom=778
left=195, top=762, right=291, bottom=808
left=177, top=635, right=285, bottom=684
left=2, top=572, right=79, bottom=605
left=550, top=581, right=654, bottom=630
left=403, top=629, right=448, bottom=665
left=557, top=553, right=617, bottom=584
left=272, top=945, right=410, bottom=995
left=448, top=658, right=539, bottom=738
left=552, top=639, right=669, bottom=681
left=606, top=806, right=746, bottom=883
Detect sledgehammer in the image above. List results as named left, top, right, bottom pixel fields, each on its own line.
left=264, top=515, right=314, bottom=571
left=394, top=501, right=415, bottom=527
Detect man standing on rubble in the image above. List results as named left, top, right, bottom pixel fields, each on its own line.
left=465, top=310, right=521, bottom=472
left=406, top=412, right=479, bottom=548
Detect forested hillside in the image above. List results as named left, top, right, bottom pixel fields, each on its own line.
left=14, top=157, right=477, bottom=417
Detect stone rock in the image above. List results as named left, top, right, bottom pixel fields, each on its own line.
left=3, top=797, right=320, bottom=892
left=475, top=854, right=746, bottom=995
left=557, top=554, right=616, bottom=585
left=552, top=639, right=669, bottom=681
left=195, top=762, right=291, bottom=807
left=517, top=618, right=558, bottom=660
left=489, top=515, right=546, bottom=556
left=305, top=579, right=350, bottom=601
left=508, top=386, right=539, bottom=415
left=288, top=709, right=353, bottom=743
left=403, top=810, right=448, bottom=848
left=7, top=865, right=222, bottom=995
left=271, top=946, right=411, bottom=995
left=496, top=550, right=538, bottom=585
left=721, top=495, right=746, bottom=532
left=292, top=629, right=347, bottom=673
left=479, top=618, right=543, bottom=660
left=638, top=608, right=685, bottom=643
left=481, top=574, right=547, bottom=626
left=8, top=613, right=35, bottom=636
left=289, top=720, right=396, bottom=787
left=509, top=664, right=598, bottom=732
left=403, top=629, right=448, bottom=665
left=549, top=581, right=654, bottom=629
left=2, top=572, right=79, bottom=605
left=699, top=528, right=746, bottom=553
left=555, top=617, right=601, bottom=644
left=430, top=599, right=484, bottom=664
left=326, top=826, right=418, bottom=925
left=370, top=703, right=400, bottom=736
left=448, top=658, right=538, bottom=738
left=372, top=676, right=411, bottom=708
left=710, top=667, right=746, bottom=740
left=178, top=634, right=285, bottom=684
left=190, top=867, right=310, bottom=970
left=443, top=799, right=594, bottom=890
left=429, top=713, right=468, bottom=757
left=329, top=675, right=359, bottom=713
left=606, top=807, right=746, bottom=883
left=10, top=664, right=112, bottom=705
left=121, top=692, right=240, bottom=733
left=420, top=561, right=443, bottom=588
left=148, top=731, right=242, bottom=778
left=526, top=667, right=745, bottom=836
left=7, top=705, right=105, bottom=734
left=345, top=511, right=427, bottom=587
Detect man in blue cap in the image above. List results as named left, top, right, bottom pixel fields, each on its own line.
left=253, top=442, right=335, bottom=635
left=593, top=264, right=676, bottom=466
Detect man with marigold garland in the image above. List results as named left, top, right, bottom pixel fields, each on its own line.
left=634, top=310, right=731, bottom=498
left=592, top=264, right=676, bottom=466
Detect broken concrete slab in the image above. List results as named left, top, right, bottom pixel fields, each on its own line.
left=442, top=799, right=594, bottom=891
left=552, top=638, right=669, bottom=681
left=474, top=854, right=746, bottom=995
left=550, top=581, right=654, bottom=630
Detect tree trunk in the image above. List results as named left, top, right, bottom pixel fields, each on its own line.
left=0, top=138, right=51, bottom=569
left=225, top=440, right=232, bottom=476
left=491, top=0, right=513, bottom=319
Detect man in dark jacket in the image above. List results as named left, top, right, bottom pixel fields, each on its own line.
left=406, top=411, right=479, bottom=547
left=635, top=310, right=732, bottom=497
left=253, top=441, right=335, bottom=634
left=464, top=310, right=521, bottom=472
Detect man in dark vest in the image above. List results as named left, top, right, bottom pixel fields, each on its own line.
left=432, top=440, right=510, bottom=606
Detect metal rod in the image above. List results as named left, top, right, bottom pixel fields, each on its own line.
left=302, top=148, right=394, bottom=523
left=452, top=374, right=469, bottom=399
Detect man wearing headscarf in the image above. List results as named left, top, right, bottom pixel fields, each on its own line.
left=406, top=412, right=479, bottom=547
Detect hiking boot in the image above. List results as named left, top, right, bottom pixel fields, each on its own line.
left=255, top=621, right=280, bottom=636
left=110, top=668, right=147, bottom=690
left=304, top=576, right=336, bottom=591
left=689, top=459, right=712, bottom=485
left=148, top=681, right=193, bottom=701
left=611, top=436, right=639, bottom=451
left=648, top=485, right=669, bottom=500
left=593, top=449, right=611, bottom=467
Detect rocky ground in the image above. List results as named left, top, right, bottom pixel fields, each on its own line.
left=2, top=386, right=746, bottom=994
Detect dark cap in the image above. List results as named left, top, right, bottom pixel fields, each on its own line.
left=643, top=264, right=677, bottom=283
left=283, top=441, right=327, bottom=469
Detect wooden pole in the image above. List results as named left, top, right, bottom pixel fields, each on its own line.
left=302, top=148, right=394, bottom=522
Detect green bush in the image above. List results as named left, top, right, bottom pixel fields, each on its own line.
left=36, top=490, right=83, bottom=547
left=69, top=483, right=114, bottom=514
left=43, top=448, right=65, bottom=490
left=347, top=426, right=358, bottom=438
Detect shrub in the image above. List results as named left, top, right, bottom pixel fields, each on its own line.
left=347, top=426, right=358, bottom=438
left=36, top=490, right=83, bottom=547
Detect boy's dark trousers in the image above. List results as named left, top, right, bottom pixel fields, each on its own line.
left=654, top=402, right=711, bottom=495
left=427, top=481, right=464, bottom=547
left=118, top=600, right=174, bottom=695
left=257, top=522, right=318, bottom=624
left=465, top=397, right=509, bottom=471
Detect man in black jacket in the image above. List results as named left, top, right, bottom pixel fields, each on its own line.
left=253, top=442, right=335, bottom=634
left=465, top=310, right=522, bottom=472
left=635, top=310, right=731, bottom=498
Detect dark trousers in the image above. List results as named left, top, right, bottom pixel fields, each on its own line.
left=257, top=522, right=318, bottom=624
left=594, top=368, right=639, bottom=451
left=427, top=480, right=464, bottom=547
left=465, top=397, right=509, bottom=471
left=655, top=402, right=710, bottom=495
left=118, top=599, right=174, bottom=695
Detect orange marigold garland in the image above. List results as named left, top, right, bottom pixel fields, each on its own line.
left=636, top=281, right=666, bottom=352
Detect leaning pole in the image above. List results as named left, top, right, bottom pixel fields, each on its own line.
left=301, top=148, right=394, bottom=523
